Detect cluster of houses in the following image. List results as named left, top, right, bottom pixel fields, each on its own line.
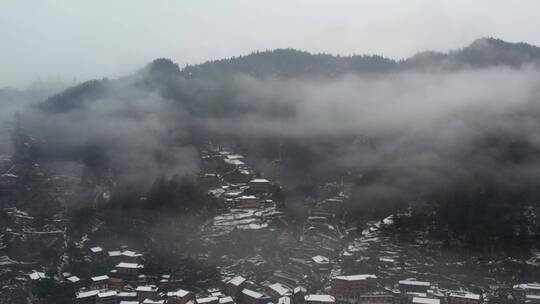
left=29, top=246, right=168, bottom=304
left=28, top=253, right=540, bottom=304
left=60, top=247, right=150, bottom=304
left=267, top=195, right=347, bottom=290
left=219, top=274, right=486, bottom=304
left=198, top=145, right=287, bottom=252
left=18, top=143, right=540, bottom=304
left=58, top=246, right=270, bottom=304
left=65, top=268, right=534, bottom=304
left=199, top=146, right=274, bottom=210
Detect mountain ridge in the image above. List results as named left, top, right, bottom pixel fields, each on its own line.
left=38, top=37, right=540, bottom=113
left=179, top=37, right=540, bottom=77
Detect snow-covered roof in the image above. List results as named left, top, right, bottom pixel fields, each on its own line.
left=98, top=290, right=117, bottom=298
left=228, top=276, right=246, bottom=286
left=120, top=301, right=140, bottom=304
left=225, top=159, right=245, bottom=166
left=527, top=295, right=540, bottom=300
left=333, top=274, right=376, bottom=281
left=121, top=250, right=142, bottom=257
left=449, top=292, right=480, bottom=300
left=413, top=298, right=440, bottom=304
left=116, top=262, right=143, bottom=269
left=209, top=188, right=226, bottom=197
left=308, top=216, right=328, bottom=221
left=90, top=246, right=103, bottom=253
left=91, top=275, right=109, bottom=281
left=294, top=287, right=307, bottom=294
left=399, top=280, right=430, bottom=287
left=219, top=296, right=234, bottom=304
left=250, top=179, right=270, bottom=183
left=137, top=285, right=158, bottom=292
left=268, top=283, right=291, bottom=296
left=117, top=292, right=137, bottom=297
left=515, top=284, right=540, bottom=290
left=305, top=295, right=335, bottom=303
left=168, top=289, right=191, bottom=298
left=225, top=190, right=243, bottom=197
left=242, top=289, right=264, bottom=299
left=197, top=296, right=219, bottom=303
left=226, top=154, right=245, bottom=160
left=312, top=255, right=330, bottom=264
left=66, top=276, right=80, bottom=283
left=29, top=271, right=47, bottom=280
left=326, top=198, right=344, bottom=203
left=237, top=195, right=257, bottom=200
left=428, top=290, right=444, bottom=297
left=76, top=290, right=100, bottom=299
left=143, top=299, right=165, bottom=304
left=108, top=250, right=122, bottom=257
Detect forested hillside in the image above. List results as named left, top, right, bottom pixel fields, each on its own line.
left=16, top=37, right=540, bottom=252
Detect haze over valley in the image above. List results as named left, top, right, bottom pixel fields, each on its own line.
left=2, top=2, right=540, bottom=304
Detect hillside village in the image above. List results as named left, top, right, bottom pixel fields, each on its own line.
left=1, top=138, right=540, bottom=304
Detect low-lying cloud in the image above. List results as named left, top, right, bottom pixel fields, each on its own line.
left=19, top=82, right=199, bottom=185
left=206, top=66, right=540, bottom=205
left=10, top=63, right=540, bottom=210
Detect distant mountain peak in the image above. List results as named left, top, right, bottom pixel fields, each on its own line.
left=146, top=58, right=180, bottom=77
left=455, top=37, right=540, bottom=68
left=469, top=37, right=502, bottom=46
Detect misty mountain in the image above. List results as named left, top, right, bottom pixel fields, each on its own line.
left=38, top=38, right=540, bottom=115
left=181, top=49, right=398, bottom=79
left=182, top=38, right=540, bottom=79
left=14, top=37, right=540, bottom=251
left=181, top=38, right=540, bottom=80
left=403, top=38, right=540, bottom=70
left=0, top=82, right=69, bottom=125
left=39, top=79, right=110, bottom=113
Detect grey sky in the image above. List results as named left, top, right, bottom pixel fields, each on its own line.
left=2, top=0, right=540, bottom=88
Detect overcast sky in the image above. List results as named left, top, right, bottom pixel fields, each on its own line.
left=2, top=0, right=540, bottom=88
